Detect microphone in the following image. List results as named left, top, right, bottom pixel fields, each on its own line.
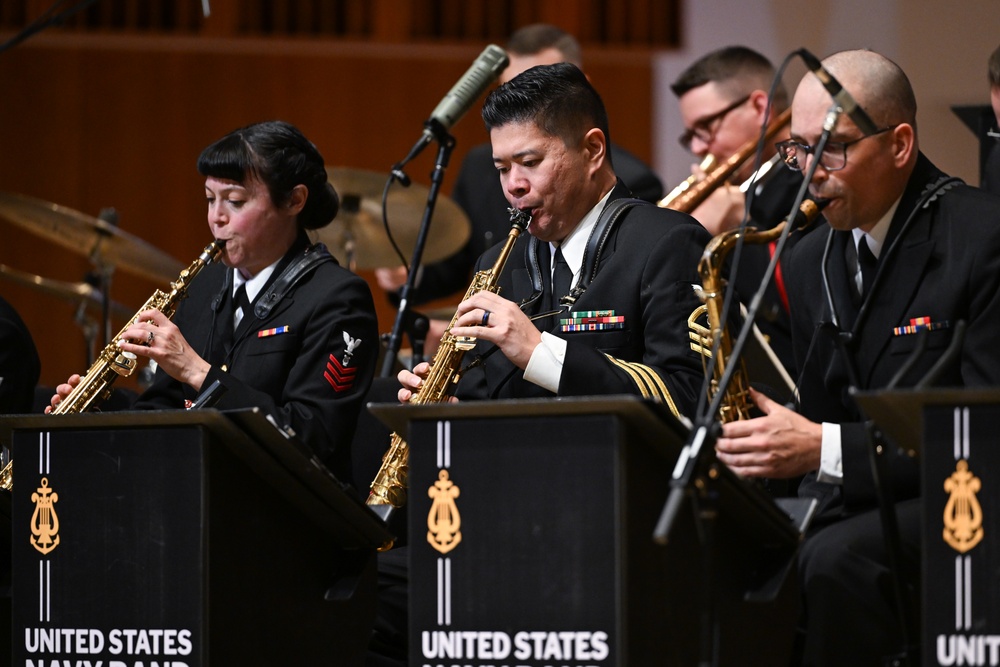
left=421, top=44, right=509, bottom=142
left=797, top=48, right=879, bottom=136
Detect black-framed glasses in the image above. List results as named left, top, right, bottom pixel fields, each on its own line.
left=678, top=94, right=751, bottom=150
left=775, top=124, right=900, bottom=172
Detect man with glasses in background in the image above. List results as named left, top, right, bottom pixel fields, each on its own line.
left=715, top=49, right=1000, bottom=665
left=670, top=46, right=813, bottom=377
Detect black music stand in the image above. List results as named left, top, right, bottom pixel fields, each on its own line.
left=372, top=395, right=804, bottom=666
left=855, top=388, right=1000, bottom=667
left=1, top=408, right=391, bottom=667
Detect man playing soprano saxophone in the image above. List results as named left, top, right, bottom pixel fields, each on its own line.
left=372, top=60, right=711, bottom=667
left=398, top=63, right=709, bottom=415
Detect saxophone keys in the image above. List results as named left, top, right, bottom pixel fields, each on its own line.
left=111, top=351, right=138, bottom=376
left=453, top=336, right=477, bottom=351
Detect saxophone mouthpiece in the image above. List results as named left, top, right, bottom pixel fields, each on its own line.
left=792, top=198, right=829, bottom=229
left=507, top=207, right=532, bottom=231
left=201, top=238, right=227, bottom=264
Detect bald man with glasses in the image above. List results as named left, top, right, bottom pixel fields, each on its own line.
left=716, top=49, right=1000, bottom=665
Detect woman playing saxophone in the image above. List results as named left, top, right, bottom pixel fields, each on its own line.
left=47, top=121, right=378, bottom=481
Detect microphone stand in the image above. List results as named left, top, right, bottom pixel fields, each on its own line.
left=655, top=102, right=837, bottom=542
left=380, top=120, right=456, bottom=377
left=652, top=103, right=841, bottom=667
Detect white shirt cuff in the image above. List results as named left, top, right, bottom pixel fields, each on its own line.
left=523, top=331, right=567, bottom=394
left=817, top=421, right=844, bottom=485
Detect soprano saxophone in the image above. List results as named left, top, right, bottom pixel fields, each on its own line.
left=0, top=240, right=225, bottom=491
left=688, top=199, right=824, bottom=422
left=366, top=208, right=530, bottom=535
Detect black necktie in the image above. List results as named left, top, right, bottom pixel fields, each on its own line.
left=220, top=283, right=249, bottom=357
left=858, top=237, right=877, bottom=298
left=552, top=246, right=573, bottom=306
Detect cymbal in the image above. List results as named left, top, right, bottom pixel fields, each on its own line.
left=0, top=192, right=183, bottom=283
left=0, top=263, right=132, bottom=319
left=311, top=167, right=470, bottom=269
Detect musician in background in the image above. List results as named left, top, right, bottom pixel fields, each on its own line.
left=672, top=46, right=798, bottom=233
left=0, top=294, right=40, bottom=414
left=982, top=43, right=1000, bottom=194
left=715, top=49, right=1000, bottom=665
left=374, top=24, right=664, bottom=307
left=671, top=46, right=815, bottom=375
left=49, top=121, right=378, bottom=480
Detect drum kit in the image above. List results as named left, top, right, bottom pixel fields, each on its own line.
left=0, top=170, right=470, bottom=354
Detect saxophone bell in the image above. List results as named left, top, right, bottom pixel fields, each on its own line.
left=689, top=198, right=826, bottom=423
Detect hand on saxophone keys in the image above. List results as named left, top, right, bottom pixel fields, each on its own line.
left=45, top=375, right=82, bottom=414
left=116, top=308, right=211, bottom=391
left=397, top=362, right=440, bottom=404
left=448, top=290, right=542, bottom=371
left=714, top=387, right=823, bottom=479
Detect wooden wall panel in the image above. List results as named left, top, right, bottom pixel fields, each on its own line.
left=0, top=35, right=653, bottom=389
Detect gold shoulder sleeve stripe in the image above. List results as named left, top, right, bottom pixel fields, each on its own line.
left=604, top=355, right=651, bottom=398
left=603, top=354, right=681, bottom=418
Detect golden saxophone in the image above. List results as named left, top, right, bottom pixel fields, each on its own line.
left=688, top=199, right=824, bottom=423
left=0, top=240, right=225, bottom=491
left=660, top=108, right=791, bottom=213
left=366, top=208, right=531, bottom=535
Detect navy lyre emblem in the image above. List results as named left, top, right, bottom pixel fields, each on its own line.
left=943, top=459, right=984, bottom=554
left=427, top=469, right=462, bottom=554
left=30, top=477, right=61, bottom=555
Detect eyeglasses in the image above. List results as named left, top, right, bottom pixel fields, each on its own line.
left=678, top=95, right=751, bottom=151
left=775, top=125, right=900, bottom=172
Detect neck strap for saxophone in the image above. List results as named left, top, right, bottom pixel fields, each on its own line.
left=253, top=242, right=334, bottom=319
left=525, top=195, right=650, bottom=311
left=207, top=242, right=334, bottom=363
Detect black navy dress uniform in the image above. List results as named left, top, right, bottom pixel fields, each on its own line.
left=454, top=181, right=710, bottom=419
left=783, top=154, right=1000, bottom=664
left=135, top=233, right=379, bottom=481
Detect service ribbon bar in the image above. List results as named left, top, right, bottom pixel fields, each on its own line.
left=893, top=317, right=949, bottom=337
left=258, top=325, right=291, bottom=338
left=559, top=310, right=625, bottom=333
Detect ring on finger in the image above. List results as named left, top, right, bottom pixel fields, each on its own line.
left=146, top=331, right=155, bottom=345
left=481, top=310, right=491, bottom=327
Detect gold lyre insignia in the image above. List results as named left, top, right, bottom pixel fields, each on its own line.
left=427, top=469, right=462, bottom=554
left=30, top=477, right=61, bottom=555
left=943, top=459, right=984, bottom=554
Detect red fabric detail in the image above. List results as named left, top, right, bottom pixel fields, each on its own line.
left=769, top=240, right=790, bottom=314
left=324, top=353, right=358, bottom=392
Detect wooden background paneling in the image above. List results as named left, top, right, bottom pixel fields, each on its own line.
left=0, top=30, right=659, bottom=388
